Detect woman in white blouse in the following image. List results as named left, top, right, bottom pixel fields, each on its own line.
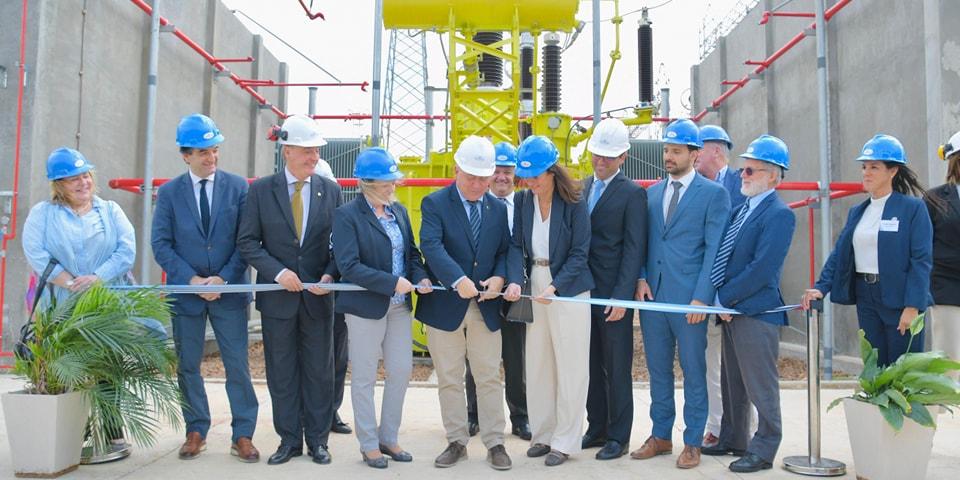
left=504, top=136, right=594, bottom=466
left=802, top=134, right=932, bottom=366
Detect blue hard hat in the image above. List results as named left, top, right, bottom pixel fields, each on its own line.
left=662, top=119, right=702, bottom=148
left=353, top=147, right=403, bottom=181
left=46, top=147, right=93, bottom=181
left=699, top=125, right=732, bottom=149
left=176, top=113, right=224, bottom=148
left=857, top=134, right=906, bottom=164
left=494, top=142, right=517, bottom=167
left=739, top=134, right=790, bottom=170
left=515, top=136, right=559, bottom=178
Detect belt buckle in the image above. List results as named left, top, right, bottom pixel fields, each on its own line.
left=862, top=273, right=879, bottom=284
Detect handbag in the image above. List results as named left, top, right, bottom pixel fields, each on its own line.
left=15, top=259, right=59, bottom=360
left=506, top=192, right=534, bottom=324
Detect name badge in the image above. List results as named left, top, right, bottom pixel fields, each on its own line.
left=879, top=218, right=899, bottom=232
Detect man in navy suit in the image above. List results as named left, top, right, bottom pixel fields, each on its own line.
left=580, top=119, right=647, bottom=460
left=702, top=135, right=795, bottom=473
left=631, top=119, right=730, bottom=469
left=152, top=114, right=259, bottom=462
left=694, top=124, right=746, bottom=448
left=416, top=136, right=513, bottom=471
left=237, top=114, right=341, bottom=466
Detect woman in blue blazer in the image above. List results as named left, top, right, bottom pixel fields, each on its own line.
left=504, top=136, right=594, bottom=466
left=331, top=148, right=432, bottom=469
left=802, top=134, right=933, bottom=366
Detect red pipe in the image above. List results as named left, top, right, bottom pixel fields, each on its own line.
left=129, top=0, right=286, bottom=119
left=312, top=114, right=450, bottom=121
left=212, top=56, right=254, bottom=63
left=0, top=0, right=29, bottom=359
left=297, top=0, right=325, bottom=20
left=237, top=79, right=370, bottom=92
left=692, top=0, right=853, bottom=122
left=760, top=11, right=816, bottom=25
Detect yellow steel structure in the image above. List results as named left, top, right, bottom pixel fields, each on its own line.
left=380, top=0, right=654, bottom=352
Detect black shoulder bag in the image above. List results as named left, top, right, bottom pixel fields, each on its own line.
left=15, top=259, right=60, bottom=360
left=506, top=192, right=534, bottom=324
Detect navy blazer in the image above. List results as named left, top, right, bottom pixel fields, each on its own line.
left=332, top=196, right=428, bottom=319
left=715, top=192, right=796, bottom=325
left=237, top=172, right=341, bottom=319
left=721, top=168, right=747, bottom=210
left=925, top=184, right=960, bottom=306
left=814, top=192, right=933, bottom=310
left=506, top=189, right=595, bottom=297
left=644, top=173, right=731, bottom=304
left=151, top=170, right=250, bottom=315
left=415, top=185, right=511, bottom=332
left=583, top=172, right=647, bottom=300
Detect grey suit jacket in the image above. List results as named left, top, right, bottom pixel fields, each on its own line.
left=237, top=172, right=342, bottom=319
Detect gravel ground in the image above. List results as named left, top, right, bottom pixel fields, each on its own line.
left=200, top=329, right=850, bottom=381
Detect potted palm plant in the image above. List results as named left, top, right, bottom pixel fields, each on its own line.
left=2, top=284, right=182, bottom=478
left=828, top=314, right=960, bottom=480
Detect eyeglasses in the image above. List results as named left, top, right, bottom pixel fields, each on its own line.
left=742, top=166, right=771, bottom=177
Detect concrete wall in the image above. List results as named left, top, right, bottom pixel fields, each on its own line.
left=0, top=0, right=288, bottom=357
left=691, top=0, right=960, bottom=359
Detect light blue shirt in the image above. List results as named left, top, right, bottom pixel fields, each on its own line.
left=368, top=201, right=407, bottom=305
left=456, top=186, right=483, bottom=221
left=22, top=197, right=136, bottom=307
left=713, top=188, right=777, bottom=308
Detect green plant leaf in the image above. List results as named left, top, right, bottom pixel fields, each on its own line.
left=867, top=392, right=890, bottom=407
left=904, top=401, right=936, bottom=429
left=886, top=389, right=911, bottom=413
left=879, top=404, right=904, bottom=431
left=910, top=313, right=925, bottom=337
left=827, top=396, right=846, bottom=411
left=904, top=373, right=960, bottom=396
left=859, top=330, right=881, bottom=384
left=925, top=358, right=960, bottom=375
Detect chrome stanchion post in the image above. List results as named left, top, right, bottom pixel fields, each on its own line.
left=783, top=299, right=846, bottom=476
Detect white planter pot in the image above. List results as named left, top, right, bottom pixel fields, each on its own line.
left=2, top=390, right=88, bottom=478
left=844, top=397, right=937, bottom=480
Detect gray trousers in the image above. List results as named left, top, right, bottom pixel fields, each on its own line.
left=345, top=304, right=413, bottom=452
left=718, top=315, right=782, bottom=462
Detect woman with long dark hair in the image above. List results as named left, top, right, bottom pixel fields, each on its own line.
left=504, top=136, right=594, bottom=466
left=802, top=134, right=933, bottom=366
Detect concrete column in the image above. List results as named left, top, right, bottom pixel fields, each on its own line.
left=761, top=0, right=774, bottom=134
left=247, top=34, right=262, bottom=178
left=717, top=36, right=727, bottom=128
left=202, top=0, right=218, bottom=116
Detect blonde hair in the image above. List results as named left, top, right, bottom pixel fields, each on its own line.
left=359, top=179, right=398, bottom=207
left=50, top=171, right=97, bottom=206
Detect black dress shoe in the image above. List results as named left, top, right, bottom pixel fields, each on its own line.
left=581, top=432, right=607, bottom=449
left=701, top=444, right=746, bottom=457
left=468, top=421, right=479, bottom=437
left=307, top=445, right=332, bottom=465
left=595, top=440, right=629, bottom=460
left=331, top=420, right=352, bottom=434
left=729, top=452, right=773, bottom=473
left=511, top=423, right=532, bottom=441
left=267, top=445, right=302, bottom=465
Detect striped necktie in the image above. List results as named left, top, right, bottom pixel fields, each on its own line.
left=468, top=200, right=481, bottom=248
left=292, top=181, right=304, bottom=242
left=710, top=203, right=750, bottom=288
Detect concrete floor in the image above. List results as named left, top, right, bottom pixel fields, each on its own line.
left=1, top=375, right=958, bottom=479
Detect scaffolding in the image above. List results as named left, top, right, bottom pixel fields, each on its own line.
left=382, top=30, right=430, bottom=159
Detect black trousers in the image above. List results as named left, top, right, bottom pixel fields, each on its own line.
left=333, top=312, right=348, bottom=421
left=465, top=310, right=528, bottom=426
left=585, top=305, right=635, bottom=443
left=261, top=299, right=334, bottom=448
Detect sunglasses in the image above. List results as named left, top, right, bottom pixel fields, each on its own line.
left=742, top=166, right=771, bottom=177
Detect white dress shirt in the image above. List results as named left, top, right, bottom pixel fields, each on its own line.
left=853, top=192, right=891, bottom=274
left=532, top=194, right=550, bottom=260
left=662, top=168, right=697, bottom=221
left=715, top=165, right=729, bottom=183
left=188, top=170, right=214, bottom=217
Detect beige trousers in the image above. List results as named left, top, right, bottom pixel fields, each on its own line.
left=526, top=265, right=591, bottom=455
left=930, top=304, right=960, bottom=382
left=427, top=301, right=505, bottom=448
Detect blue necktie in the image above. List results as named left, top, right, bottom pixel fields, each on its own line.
left=199, top=179, right=210, bottom=236
left=710, top=203, right=750, bottom=288
left=468, top=200, right=481, bottom=248
left=588, top=179, right=605, bottom=213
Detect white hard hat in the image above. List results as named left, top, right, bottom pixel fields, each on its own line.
left=942, top=130, right=960, bottom=160
left=314, top=158, right=335, bottom=180
left=454, top=135, right=496, bottom=176
left=587, top=118, right=631, bottom=157
left=279, top=114, right=327, bottom=147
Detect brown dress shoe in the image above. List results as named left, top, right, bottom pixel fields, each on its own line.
left=676, top=445, right=701, bottom=469
left=178, top=432, right=206, bottom=460
left=630, top=436, right=672, bottom=460
left=231, top=437, right=260, bottom=463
